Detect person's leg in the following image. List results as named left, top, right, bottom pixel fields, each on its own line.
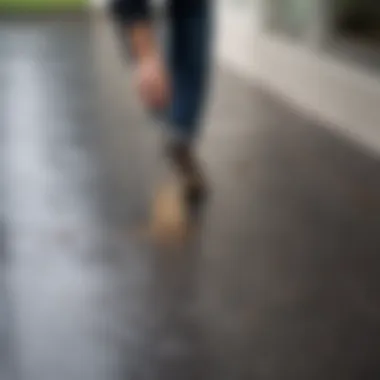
left=165, top=3, right=212, bottom=193
left=167, top=4, right=211, bottom=142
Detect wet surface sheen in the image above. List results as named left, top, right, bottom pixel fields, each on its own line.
left=2, top=15, right=380, bottom=380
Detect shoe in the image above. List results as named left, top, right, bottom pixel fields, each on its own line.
left=165, top=142, right=207, bottom=201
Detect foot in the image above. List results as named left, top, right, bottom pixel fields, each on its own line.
left=165, top=142, right=207, bottom=200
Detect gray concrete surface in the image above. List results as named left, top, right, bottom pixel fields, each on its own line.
left=2, top=14, right=380, bottom=380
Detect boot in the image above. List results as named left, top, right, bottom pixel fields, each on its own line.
left=165, top=142, right=207, bottom=201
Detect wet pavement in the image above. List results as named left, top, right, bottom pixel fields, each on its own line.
left=2, top=14, right=380, bottom=380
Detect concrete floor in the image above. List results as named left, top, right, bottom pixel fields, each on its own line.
left=3, top=14, right=380, bottom=380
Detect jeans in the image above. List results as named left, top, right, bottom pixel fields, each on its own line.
left=163, top=4, right=212, bottom=143
left=110, top=1, right=212, bottom=143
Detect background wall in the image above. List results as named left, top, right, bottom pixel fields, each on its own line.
left=89, top=0, right=108, bottom=8
left=216, top=0, right=380, bottom=155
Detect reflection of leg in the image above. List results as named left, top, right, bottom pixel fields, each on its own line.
left=134, top=176, right=192, bottom=250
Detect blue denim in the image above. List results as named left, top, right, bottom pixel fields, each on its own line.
left=110, top=0, right=212, bottom=142
left=162, top=4, right=212, bottom=143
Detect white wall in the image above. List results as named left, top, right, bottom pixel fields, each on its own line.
left=216, top=1, right=380, bottom=156
left=89, top=0, right=108, bottom=9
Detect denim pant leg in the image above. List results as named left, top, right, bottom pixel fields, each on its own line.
left=166, top=5, right=212, bottom=143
